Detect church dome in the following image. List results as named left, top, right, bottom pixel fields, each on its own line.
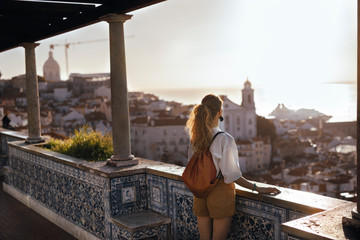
left=43, top=51, right=61, bottom=81
left=244, top=78, right=251, bottom=88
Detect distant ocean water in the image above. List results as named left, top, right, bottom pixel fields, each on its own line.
left=138, top=83, right=356, bottom=123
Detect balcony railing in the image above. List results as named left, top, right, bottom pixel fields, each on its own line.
left=0, top=129, right=357, bottom=240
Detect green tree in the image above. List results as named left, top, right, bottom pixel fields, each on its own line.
left=256, top=115, right=277, bottom=142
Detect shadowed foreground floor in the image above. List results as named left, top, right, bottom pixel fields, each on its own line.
left=0, top=180, right=77, bottom=240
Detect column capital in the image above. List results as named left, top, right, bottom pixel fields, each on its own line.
left=100, top=14, right=132, bottom=23
left=20, top=42, right=40, bottom=49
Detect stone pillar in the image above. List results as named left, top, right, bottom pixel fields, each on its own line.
left=101, top=14, right=138, bottom=167
left=354, top=0, right=360, bottom=220
left=22, top=43, right=44, bottom=144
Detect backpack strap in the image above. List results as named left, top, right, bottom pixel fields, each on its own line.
left=210, top=131, right=224, bottom=146
left=216, top=171, right=223, bottom=179
left=210, top=131, right=224, bottom=179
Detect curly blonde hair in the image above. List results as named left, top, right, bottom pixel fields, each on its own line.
left=186, top=94, right=223, bottom=152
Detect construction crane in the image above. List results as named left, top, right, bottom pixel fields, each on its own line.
left=50, top=38, right=108, bottom=77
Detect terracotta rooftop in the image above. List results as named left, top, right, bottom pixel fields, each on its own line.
left=270, top=166, right=283, bottom=175
left=288, top=167, right=308, bottom=177
left=152, top=118, right=187, bottom=127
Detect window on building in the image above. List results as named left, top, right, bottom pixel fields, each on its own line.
left=249, top=119, right=252, bottom=124
left=236, top=117, right=240, bottom=125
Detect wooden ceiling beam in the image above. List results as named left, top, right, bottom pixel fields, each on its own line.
left=0, top=0, right=97, bottom=14
left=0, top=0, right=166, bottom=52
left=41, top=0, right=109, bottom=3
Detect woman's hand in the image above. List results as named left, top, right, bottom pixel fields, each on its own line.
left=234, top=177, right=281, bottom=195
left=257, top=186, right=281, bottom=195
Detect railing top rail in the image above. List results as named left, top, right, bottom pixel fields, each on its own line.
left=0, top=129, right=28, bottom=140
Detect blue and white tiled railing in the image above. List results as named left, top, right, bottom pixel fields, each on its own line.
left=0, top=132, right=350, bottom=240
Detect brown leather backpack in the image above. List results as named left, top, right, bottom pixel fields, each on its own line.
left=182, top=132, right=223, bottom=198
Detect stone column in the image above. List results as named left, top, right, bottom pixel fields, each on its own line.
left=101, top=14, right=138, bottom=167
left=21, top=43, right=44, bottom=144
left=354, top=0, right=360, bottom=220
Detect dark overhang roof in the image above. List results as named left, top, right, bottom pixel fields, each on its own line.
left=0, top=0, right=165, bottom=53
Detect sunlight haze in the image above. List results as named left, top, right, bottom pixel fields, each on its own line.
left=0, top=0, right=356, bottom=122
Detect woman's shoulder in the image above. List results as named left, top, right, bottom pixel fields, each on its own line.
left=214, top=130, right=234, bottom=141
left=210, top=130, right=236, bottom=154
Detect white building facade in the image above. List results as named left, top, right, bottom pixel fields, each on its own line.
left=131, top=117, right=189, bottom=166
left=221, top=79, right=256, bottom=141
left=237, top=137, right=271, bottom=173
left=54, top=88, right=72, bottom=102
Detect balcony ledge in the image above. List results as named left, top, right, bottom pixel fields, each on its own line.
left=282, top=202, right=359, bottom=240
left=5, top=138, right=358, bottom=240
left=0, top=129, right=28, bottom=140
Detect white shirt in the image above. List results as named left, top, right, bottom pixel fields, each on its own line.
left=188, top=127, right=242, bottom=184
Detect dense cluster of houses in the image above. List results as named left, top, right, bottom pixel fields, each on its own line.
left=243, top=104, right=357, bottom=200
left=0, top=71, right=271, bottom=172
left=0, top=52, right=356, bottom=201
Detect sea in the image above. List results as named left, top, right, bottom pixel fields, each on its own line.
left=138, top=83, right=356, bottom=123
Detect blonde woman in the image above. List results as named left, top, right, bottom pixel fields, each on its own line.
left=186, top=94, right=281, bottom=240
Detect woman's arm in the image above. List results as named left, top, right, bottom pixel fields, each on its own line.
left=234, top=176, right=281, bottom=195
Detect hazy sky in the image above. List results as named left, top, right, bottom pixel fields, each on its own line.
left=0, top=0, right=356, bottom=122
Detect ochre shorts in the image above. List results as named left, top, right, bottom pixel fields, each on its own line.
left=192, top=179, right=236, bottom=219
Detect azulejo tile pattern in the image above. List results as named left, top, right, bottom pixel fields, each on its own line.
left=231, top=213, right=275, bottom=239
left=1, top=136, right=9, bottom=155
left=9, top=146, right=109, bottom=240
left=2, top=136, right=25, bottom=156
left=110, top=174, right=147, bottom=216
left=230, top=196, right=286, bottom=240
left=5, top=142, right=318, bottom=240
left=289, top=210, right=307, bottom=221
left=147, top=174, right=168, bottom=215
left=168, top=179, right=199, bottom=240
left=111, top=223, right=169, bottom=240
left=0, top=155, right=6, bottom=167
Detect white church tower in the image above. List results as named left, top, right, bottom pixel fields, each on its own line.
left=241, top=78, right=256, bottom=139
left=221, top=78, right=257, bottom=140
left=43, top=51, right=61, bottom=81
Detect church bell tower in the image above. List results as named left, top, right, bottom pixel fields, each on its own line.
left=241, top=78, right=255, bottom=109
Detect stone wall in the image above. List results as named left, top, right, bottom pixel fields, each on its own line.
left=0, top=129, right=27, bottom=176
left=7, top=143, right=111, bottom=239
